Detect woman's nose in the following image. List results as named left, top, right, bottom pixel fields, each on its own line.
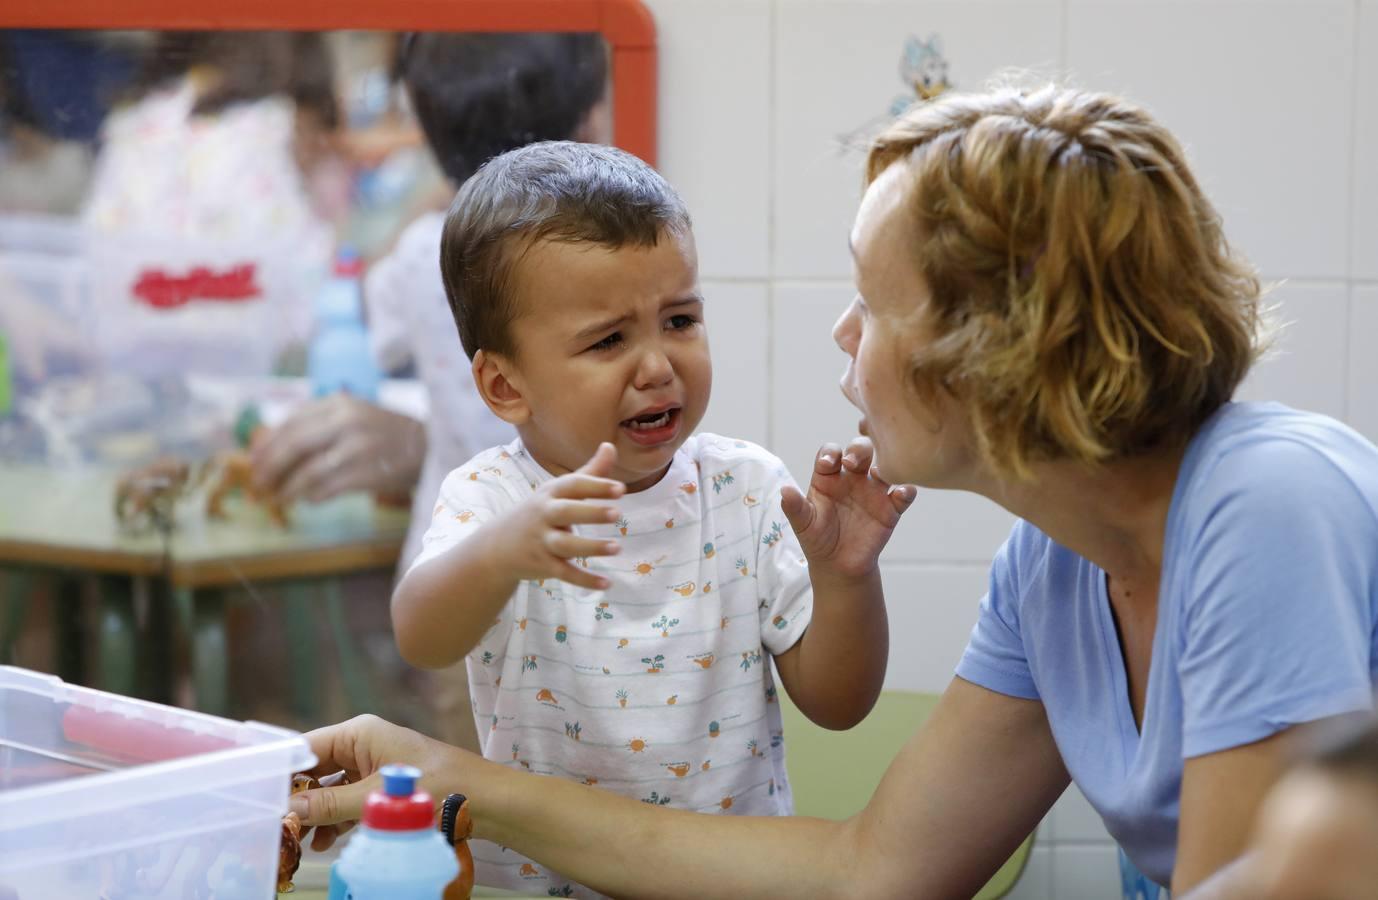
left=833, top=298, right=861, bottom=356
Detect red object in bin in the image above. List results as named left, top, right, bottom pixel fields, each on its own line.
left=61, top=705, right=235, bottom=764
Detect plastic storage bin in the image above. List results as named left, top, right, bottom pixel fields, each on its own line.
left=0, top=666, right=315, bottom=899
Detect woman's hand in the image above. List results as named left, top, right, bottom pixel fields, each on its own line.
left=290, top=714, right=489, bottom=852
left=250, top=394, right=426, bottom=502
left=781, top=436, right=916, bottom=578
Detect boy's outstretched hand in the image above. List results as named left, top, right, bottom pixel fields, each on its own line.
left=780, top=436, right=916, bottom=579
left=500, top=441, right=626, bottom=590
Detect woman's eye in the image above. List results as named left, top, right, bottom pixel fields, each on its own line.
left=588, top=332, right=622, bottom=352
left=668, top=314, right=698, bottom=330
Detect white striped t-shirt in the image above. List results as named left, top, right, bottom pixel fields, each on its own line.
left=412, top=433, right=814, bottom=897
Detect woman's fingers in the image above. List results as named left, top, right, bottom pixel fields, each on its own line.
left=292, top=775, right=375, bottom=827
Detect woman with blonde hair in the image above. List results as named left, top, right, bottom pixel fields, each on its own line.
left=288, top=84, right=1378, bottom=898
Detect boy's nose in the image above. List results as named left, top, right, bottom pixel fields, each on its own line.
left=634, top=346, right=675, bottom=388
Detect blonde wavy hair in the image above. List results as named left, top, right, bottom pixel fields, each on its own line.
left=868, top=84, right=1267, bottom=477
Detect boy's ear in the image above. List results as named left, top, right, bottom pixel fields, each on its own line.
left=472, top=349, right=530, bottom=425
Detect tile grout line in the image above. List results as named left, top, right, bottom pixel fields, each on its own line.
left=767, top=0, right=779, bottom=451
left=1344, top=0, right=1363, bottom=420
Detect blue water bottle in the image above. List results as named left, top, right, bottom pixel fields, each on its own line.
left=308, top=247, right=381, bottom=402
left=327, top=765, right=459, bottom=900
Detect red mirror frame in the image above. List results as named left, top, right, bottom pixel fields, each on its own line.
left=0, top=0, right=657, bottom=166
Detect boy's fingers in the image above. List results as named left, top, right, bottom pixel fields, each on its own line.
left=814, top=443, right=844, bottom=475
left=543, top=531, right=620, bottom=561
left=577, top=442, right=619, bottom=479
left=841, top=436, right=874, bottom=473
left=867, top=464, right=893, bottom=488
left=780, top=484, right=816, bottom=533
left=888, top=484, right=918, bottom=513
left=551, top=560, right=612, bottom=591
left=545, top=499, right=620, bottom=528
left=550, top=474, right=626, bottom=500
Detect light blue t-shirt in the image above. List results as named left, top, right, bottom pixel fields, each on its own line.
left=956, top=402, right=1378, bottom=887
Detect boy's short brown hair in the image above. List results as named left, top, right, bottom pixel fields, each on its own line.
left=440, top=141, right=691, bottom=360
left=867, top=84, right=1267, bottom=477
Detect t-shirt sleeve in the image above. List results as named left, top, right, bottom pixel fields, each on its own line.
left=363, top=234, right=417, bottom=373
left=955, top=524, right=1041, bottom=700
left=1178, top=439, right=1376, bottom=758
left=753, top=463, right=813, bottom=656
left=406, top=461, right=511, bottom=575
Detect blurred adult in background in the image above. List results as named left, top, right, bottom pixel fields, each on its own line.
left=250, top=32, right=610, bottom=751
left=79, top=31, right=344, bottom=369
left=0, top=30, right=140, bottom=215
left=253, top=32, right=611, bottom=570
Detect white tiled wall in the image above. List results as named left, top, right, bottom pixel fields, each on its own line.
left=772, top=0, right=1063, bottom=280
left=1355, top=1, right=1378, bottom=279
left=1066, top=0, right=1355, bottom=281
left=649, top=1, right=1376, bottom=896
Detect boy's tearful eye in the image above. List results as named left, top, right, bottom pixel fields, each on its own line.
left=668, top=314, right=699, bottom=331
left=587, top=332, right=623, bottom=353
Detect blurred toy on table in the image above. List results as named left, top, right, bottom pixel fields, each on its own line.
left=111, top=405, right=289, bottom=535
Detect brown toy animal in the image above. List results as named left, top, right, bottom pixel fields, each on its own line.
left=113, top=457, right=195, bottom=534
left=277, top=773, right=320, bottom=893
left=205, top=448, right=288, bottom=527
left=207, top=422, right=287, bottom=526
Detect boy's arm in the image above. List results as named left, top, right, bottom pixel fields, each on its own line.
left=392, top=516, right=529, bottom=668
left=773, top=437, right=914, bottom=729
left=772, top=568, right=889, bottom=730
left=392, top=443, right=627, bottom=668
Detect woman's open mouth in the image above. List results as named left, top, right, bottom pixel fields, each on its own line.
left=621, top=406, right=682, bottom=446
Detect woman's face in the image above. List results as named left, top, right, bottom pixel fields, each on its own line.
left=833, top=162, right=976, bottom=489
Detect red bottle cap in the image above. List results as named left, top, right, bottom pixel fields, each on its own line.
left=362, top=764, right=435, bottom=831
left=333, top=247, right=364, bottom=278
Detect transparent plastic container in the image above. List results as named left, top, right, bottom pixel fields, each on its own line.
left=0, top=666, right=316, bottom=899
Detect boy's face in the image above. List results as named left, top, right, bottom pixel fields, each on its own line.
left=492, top=229, right=710, bottom=491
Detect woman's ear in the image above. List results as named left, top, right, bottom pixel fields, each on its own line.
left=472, top=349, right=530, bottom=425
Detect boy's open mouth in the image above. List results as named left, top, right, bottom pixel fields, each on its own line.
left=620, top=406, right=682, bottom=445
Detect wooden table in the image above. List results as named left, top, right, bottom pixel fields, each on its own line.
left=0, top=463, right=409, bottom=715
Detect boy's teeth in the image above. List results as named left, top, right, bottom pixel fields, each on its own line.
left=627, top=411, right=671, bottom=430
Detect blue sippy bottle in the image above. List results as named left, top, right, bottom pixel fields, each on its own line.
left=327, top=764, right=459, bottom=900
left=308, top=247, right=381, bottom=402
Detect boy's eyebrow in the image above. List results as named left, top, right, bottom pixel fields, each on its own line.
left=574, top=313, right=632, bottom=342
left=663, top=293, right=705, bottom=310
left=572, top=294, right=705, bottom=341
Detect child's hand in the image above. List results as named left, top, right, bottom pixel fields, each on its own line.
left=780, top=437, right=916, bottom=579
left=499, top=442, right=625, bottom=590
